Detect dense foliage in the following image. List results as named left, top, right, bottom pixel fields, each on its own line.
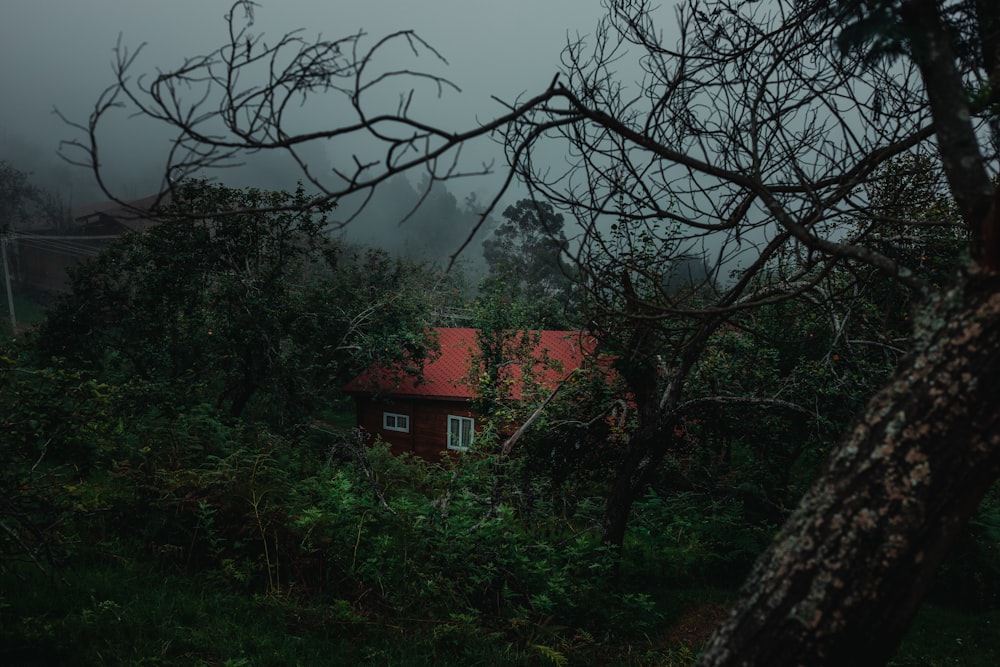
left=3, top=170, right=998, bottom=665
left=32, top=180, right=442, bottom=429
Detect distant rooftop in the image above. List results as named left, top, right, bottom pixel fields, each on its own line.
left=73, top=192, right=171, bottom=233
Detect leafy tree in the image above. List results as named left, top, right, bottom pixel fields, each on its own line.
left=36, top=180, right=327, bottom=419
left=467, top=286, right=543, bottom=422
left=851, top=152, right=969, bottom=337
left=481, top=198, right=578, bottom=327
left=35, top=180, right=437, bottom=427
left=286, top=242, right=446, bottom=414
left=403, top=176, right=485, bottom=262
left=0, top=161, right=67, bottom=232
left=686, top=155, right=968, bottom=518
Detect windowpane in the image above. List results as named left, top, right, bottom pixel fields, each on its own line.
left=383, top=412, right=409, bottom=433
left=447, top=415, right=474, bottom=450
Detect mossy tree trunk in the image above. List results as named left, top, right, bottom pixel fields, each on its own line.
left=698, top=272, right=1000, bottom=665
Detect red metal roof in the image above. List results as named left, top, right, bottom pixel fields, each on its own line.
left=344, top=327, right=599, bottom=401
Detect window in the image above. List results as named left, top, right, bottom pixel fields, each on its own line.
left=383, top=412, right=410, bottom=433
left=447, top=415, right=474, bottom=451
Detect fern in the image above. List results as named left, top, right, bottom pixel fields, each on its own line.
left=531, top=643, right=568, bottom=667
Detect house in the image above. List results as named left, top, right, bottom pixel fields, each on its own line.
left=71, top=192, right=168, bottom=236
left=343, top=327, right=599, bottom=458
left=11, top=193, right=167, bottom=294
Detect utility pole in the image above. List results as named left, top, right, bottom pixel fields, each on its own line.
left=1, top=233, right=16, bottom=333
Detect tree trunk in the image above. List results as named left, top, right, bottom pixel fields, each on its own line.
left=602, top=429, right=671, bottom=547
left=697, top=272, right=1000, bottom=666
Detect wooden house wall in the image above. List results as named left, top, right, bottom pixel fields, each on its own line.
left=353, top=395, right=479, bottom=459
left=13, top=242, right=75, bottom=292
left=13, top=238, right=110, bottom=294
left=12, top=231, right=120, bottom=294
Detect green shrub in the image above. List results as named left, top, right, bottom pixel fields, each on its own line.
left=624, top=490, right=774, bottom=587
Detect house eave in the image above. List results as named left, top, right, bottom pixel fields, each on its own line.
left=345, top=389, right=473, bottom=403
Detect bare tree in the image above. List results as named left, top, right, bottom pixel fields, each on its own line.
left=65, top=0, right=1000, bottom=662
left=499, top=0, right=998, bottom=662
left=57, top=0, right=548, bottom=249
left=497, top=0, right=995, bottom=662
left=496, top=0, right=961, bottom=550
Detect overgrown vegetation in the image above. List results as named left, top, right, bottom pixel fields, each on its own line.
left=2, top=170, right=997, bottom=664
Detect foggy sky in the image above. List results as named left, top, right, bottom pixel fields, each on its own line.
left=0, top=0, right=608, bottom=211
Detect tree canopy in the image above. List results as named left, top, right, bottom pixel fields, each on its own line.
left=481, top=198, right=578, bottom=327
left=0, top=160, right=66, bottom=232
left=35, top=179, right=441, bottom=428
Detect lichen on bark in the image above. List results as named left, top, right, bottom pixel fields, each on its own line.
left=697, top=272, right=1000, bottom=666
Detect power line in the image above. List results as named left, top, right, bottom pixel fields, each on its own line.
left=0, top=231, right=122, bottom=333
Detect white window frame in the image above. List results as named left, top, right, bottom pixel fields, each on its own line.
left=383, top=412, right=410, bottom=433
left=447, top=415, right=475, bottom=451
